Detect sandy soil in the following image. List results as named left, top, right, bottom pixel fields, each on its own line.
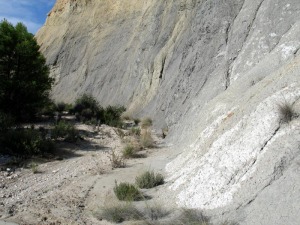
left=0, top=124, right=178, bottom=225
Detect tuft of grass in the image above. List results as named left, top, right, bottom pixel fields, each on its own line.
left=100, top=202, right=144, bottom=223
left=167, top=209, right=211, bottom=225
left=109, top=150, right=126, bottom=168
left=135, top=171, right=164, bottom=189
left=130, top=127, right=141, bottom=136
left=121, top=113, right=132, bottom=121
left=140, top=130, right=154, bottom=148
left=141, top=118, right=153, bottom=128
left=122, top=144, right=136, bottom=159
left=114, top=182, right=143, bottom=201
left=29, top=162, right=39, bottom=174
left=143, top=204, right=169, bottom=221
left=278, top=103, right=296, bottom=123
left=134, top=118, right=141, bottom=125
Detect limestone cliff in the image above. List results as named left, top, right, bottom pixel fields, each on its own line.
left=37, top=0, right=300, bottom=224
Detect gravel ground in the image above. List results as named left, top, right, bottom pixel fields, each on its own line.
left=0, top=124, right=176, bottom=225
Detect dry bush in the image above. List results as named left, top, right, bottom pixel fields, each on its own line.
left=121, top=113, right=132, bottom=121
left=162, top=127, right=169, bottom=139
left=130, top=127, right=141, bottom=136
left=135, top=171, right=164, bottom=189
left=142, top=204, right=169, bottom=221
left=115, top=128, right=126, bottom=139
left=109, top=149, right=126, bottom=168
left=140, top=130, right=154, bottom=148
left=134, top=118, right=141, bottom=125
left=141, top=118, right=153, bottom=128
left=166, top=209, right=211, bottom=225
left=122, top=144, right=137, bottom=159
left=278, top=102, right=296, bottom=123
left=99, top=202, right=143, bottom=223
left=114, top=182, right=143, bottom=201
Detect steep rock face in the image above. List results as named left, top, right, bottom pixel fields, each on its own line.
left=37, top=0, right=300, bottom=224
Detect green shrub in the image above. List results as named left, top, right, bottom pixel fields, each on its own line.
left=39, top=100, right=57, bottom=117
left=73, top=94, right=126, bottom=127
left=141, top=117, right=152, bottom=128
left=135, top=171, right=164, bottom=189
left=0, top=129, right=54, bottom=156
left=114, top=182, right=142, bottom=201
left=74, top=94, right=100, bottom=114
left=81, top=108, right=93, bottom=120
left=55, top=102, right=73, bottom=113
left=100, top=203, right=143, bottom=223
left=122, top=144, right=136, bottom=159
left=56, top=102, right=66, bottom=113
left=52, top=121, right=79, bottom=142
left=103, top=105, right=126, bottom=127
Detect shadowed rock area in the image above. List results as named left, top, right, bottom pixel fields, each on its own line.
left=36, top=0, right=300, bottom=224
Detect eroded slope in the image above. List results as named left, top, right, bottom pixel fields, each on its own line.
left=36, top=0, right=300, bottom=224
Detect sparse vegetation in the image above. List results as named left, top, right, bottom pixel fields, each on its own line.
left=73, top=94, right=125, bottom=127
left=103, top=105, right=126, bottom=127
left=134, top=118, right=141, bottom=125
left=100, top=203, right=168, bottom=223
left=52, top=121, right=79, bottom=142
left=169, top=209, right=211, bottom=225
left=113, top=182, right=143, bottom=201
left=162, top=127, right=169, bottom=139
left=122, top=144, right=136, bottom=159
left=73, top=94, right=101, bottom=122
left=0, top=128, right=54, bottom=157
left=98, top=203, right=235, bottom=225
left=29, top=162, right=39, bottom=174
left=109, top=150, right=126, bottom=168
left=53, top=102, right=73, bottom=114
left=141, top=117, right=153, bottom=128
left=39, top=100, right=57, bottom=118
left=115, top=128, right=126, bottom=138
left=140, top=130, right=154, bottom=148
left=135, top=171, right=164, bottom=189
left=278, top=102, right=297, bottom=123
left=100, top=202, right=144, bottom=223
left=121, top=113, right=132, bottom=121
left=130, top=127, right=141, bottom=136
left=142, top=204, right=169, bottom=221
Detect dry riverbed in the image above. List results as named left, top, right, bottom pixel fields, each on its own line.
left=0, top=124, right=177, bottom=225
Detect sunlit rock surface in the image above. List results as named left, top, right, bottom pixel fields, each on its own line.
left=37, top=0, right=300, bottom=224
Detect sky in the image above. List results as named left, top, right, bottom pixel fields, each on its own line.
left=0, top=0, right=56, bottom=34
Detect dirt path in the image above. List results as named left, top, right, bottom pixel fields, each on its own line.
left=0, top=124, right=178, bottom=225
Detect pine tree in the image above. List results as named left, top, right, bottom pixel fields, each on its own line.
left=0, top=20, right=53, bottom=121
